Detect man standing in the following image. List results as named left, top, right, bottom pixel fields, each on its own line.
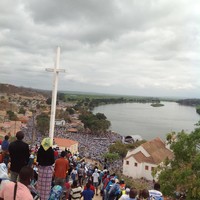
left=8, top=131, right=30, bottom=182
left=54, top=151, right=69, bottom=188
left=70, top=180, right=82, bottom=200
left=82, top=183, right=94, bottom=200
left=78, top=164, right=85, bottom=187
left=92, top=169, right=99, bottom=196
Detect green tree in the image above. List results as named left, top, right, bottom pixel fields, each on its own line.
left=196, top=106, right=200, bottom=115
left=36, top=113, right=50, bottom=135
left=56, top=109, right=70, bottom=122
left=79, top=112, right=110, bottom=133
left=7, top=110, right=18, bottom=121
left=109, top=141, right=128, bottom=159
left=18, top=107, right=26, bottom=115
left=66, top=107, right=75, bottom=115
left=158, top=128, right=200, bottom=199
left=103, top=152, right=120, bottom=162
left=96, top=113, right=107, bottom=120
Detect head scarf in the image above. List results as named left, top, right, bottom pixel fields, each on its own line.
left=0, top=163, right=9, bottom=179
left=41, top=137, right=52, bottom=151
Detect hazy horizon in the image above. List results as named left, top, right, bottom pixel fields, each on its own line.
left=0, top=0, right=200, bottom=98
left=0, top=81, right=197, bottom=100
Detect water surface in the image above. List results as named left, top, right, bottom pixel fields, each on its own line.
left=93, top=102, right=200, bottom=140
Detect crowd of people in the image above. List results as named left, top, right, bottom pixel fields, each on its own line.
left=0, top=130, right=167, bottom=200
left=54, top=127, right=123, bottom=172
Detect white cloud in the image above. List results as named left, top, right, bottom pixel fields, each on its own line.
left=0, top=0, right=200, bottom=98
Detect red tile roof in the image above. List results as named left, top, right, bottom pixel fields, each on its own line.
left=67, top=128, right=78, bottom=133
left=54, top=137, right=78, bottom=148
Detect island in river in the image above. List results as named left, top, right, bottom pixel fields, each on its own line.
left=151, top=103, right=164, bottom=107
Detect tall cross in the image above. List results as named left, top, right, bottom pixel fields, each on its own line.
left=46, top=47, right=65, bottom=142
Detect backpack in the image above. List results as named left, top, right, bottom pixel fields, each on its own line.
left=48, top=185, right=63, bottom=200
left=108, top=184, right=120, bottom=197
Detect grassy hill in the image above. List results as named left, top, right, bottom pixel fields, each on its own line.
left=0, top=83, right=50, bottom=98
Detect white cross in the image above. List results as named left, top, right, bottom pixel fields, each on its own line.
left=46, top=47, right=65, bottom=142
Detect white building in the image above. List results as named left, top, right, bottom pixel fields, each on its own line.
left=123, top=134, right=143, bottom=143
left=123, top=137, right=173, bottom=181
left=55, top=119, right=66, bottom=126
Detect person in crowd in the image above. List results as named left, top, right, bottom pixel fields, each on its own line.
left=54, top=148, right=59, bottom=160
left=70, top=180, right=82, bottom=200
left=104, top=178, right=115, bottom=200
left=0, top=163, right=10, bottom=190
left=0, top=166, right=34, bottom=200
left=119, top=188, right=130, bottom=200
left=138, top=189, right=149, bottom=200
left=28, top=151, right=35, bottom=167
left=65, top=180, right=71, bottom=200
left=107, top=179, right=121, bottom=200
left=92, top=168, right=100, bottom=195
left=84, top=180, right=95, bottom=193
left=1, top=135, right=9, bottom=166
left=128, top=188, right=138, bottom=200
left=82, top=182, right=94, bottom=200
left=8, top=131, right=30, bottom=182
left=37, top=137, right=55, bottom=200
left=119, top=179, right=126, bottom=195
left=149, top=182, right=163, bottom=200
left=93, top=163, right=99, bottom=172
left=54, top=151, right=69, bottom=188
left=71, top=166, right=78, bottom=182
left=48, top=185, right=63, bottom=200
left=78, top=164, right=85, bottom=187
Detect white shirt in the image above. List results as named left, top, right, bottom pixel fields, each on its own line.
left=119, top=194, right=129, bottom=200
left=92, top=172, right=99, bottom=183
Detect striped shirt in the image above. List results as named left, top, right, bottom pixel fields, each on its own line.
left=70, top=186, right=82, bottom=200
left=149, top=189, right=163, bottom=200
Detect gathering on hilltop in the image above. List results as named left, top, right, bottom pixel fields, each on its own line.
left=1, top=0, right=200, bottom=199
left=0, top=84, right=200, bottom=200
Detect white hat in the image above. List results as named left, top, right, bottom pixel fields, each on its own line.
left=126, top=188, right=130, bottom=193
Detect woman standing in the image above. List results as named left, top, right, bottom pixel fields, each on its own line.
left=37, top=138, right=54, bottom=200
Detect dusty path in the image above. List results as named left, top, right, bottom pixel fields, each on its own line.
left=93, top=194, right=102, bottom=200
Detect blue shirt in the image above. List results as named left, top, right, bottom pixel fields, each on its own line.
left=1, top=140, right=9, bottom=151
left=82, top=189, right=94, bottom=200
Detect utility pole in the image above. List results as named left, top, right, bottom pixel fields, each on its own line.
left=46, top=47, right=65, bottom=142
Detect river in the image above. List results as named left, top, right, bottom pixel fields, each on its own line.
left=93, top=102, right=200, bottom=140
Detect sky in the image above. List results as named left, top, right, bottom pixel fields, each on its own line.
left=0, top=0, right=200, bottom=98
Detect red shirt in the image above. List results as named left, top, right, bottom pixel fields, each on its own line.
left=54, top=151, right=58, bottom=157
left=54, top=157, right=69, bottom=178
left=84, top=185, right=95, bottom=192
left=65, top=182, right=71, bottom=189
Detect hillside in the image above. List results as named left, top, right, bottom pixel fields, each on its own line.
left=0, top=83, right=50, bottom=98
